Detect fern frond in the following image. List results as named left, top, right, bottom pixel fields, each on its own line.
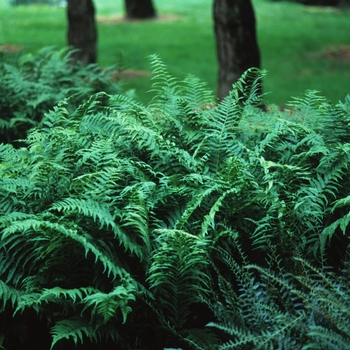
left=2, top=218, right=129, bottom=281
left=180, top=74, right=217, bottom=128
left=148, top=229, right=210, bottom=329
left=50, top=316, right=96, bottom=350
left=50, top=198, right=116, bottom=230
left=303, top=326, right=350, bottom=350
left=174, top=182, right=220, bottom=231
left=120, top=203, right=151, bottom=256
left=149, top=53, right=180, bottom=105
left=200, top=187, right=239, bottom=236
left=50, top=316, right=120, bottom=349
left=50, top=197, right=147, bottom=259
left=0, top=280, right=23, bottom=309
left=82, top=284, right=136, bottom=324
left=246, top=258, right=350, bottom=348
left=203, top=98, right=241, bottom=173
left=230, top=67, right=265, bottom=107
left=207, top=322, right=259, bottom=349
left=0, top=227, right=41, bottom=286
left=41, top=287, right=96, bottom=304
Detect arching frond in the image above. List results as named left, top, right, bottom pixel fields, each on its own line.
left=0, top=279, right=23, bottom=309
left=50, top=316, right=99, bottom=350
left=82, top=284, right=136, bottom=324
left=148, top=229, right=210, bottom=330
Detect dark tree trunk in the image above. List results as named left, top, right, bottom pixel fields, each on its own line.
left=124, top=0, right=157, bottom=19
left=213, top=0, right=261, bottom=100
left=67, top=0, right=97, bottom=65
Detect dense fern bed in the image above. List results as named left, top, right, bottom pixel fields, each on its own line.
left=1, top=55, right=350, bottom=349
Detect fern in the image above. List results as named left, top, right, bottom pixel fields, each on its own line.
left=82, top=284, right=136, bottom=324
left=149, top=53, right=181, bottom=109
left=49, top=316, right=119, bottom=350
left=2, top=55, right=350, bottom=349
left=206, top=240, right=307, bottom=349
left=50, top=198, right=116, bottom=229
left=0, top=47, right=122, bottom=144
left=50, top=317, right=94, bottom=349
left=207, top=238, right=350, bottom=349
left=0, top=279, right=23, bottom=309
left=148, top=229, right=210, bottom=330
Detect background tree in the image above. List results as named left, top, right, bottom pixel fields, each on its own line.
left=124, top=0, right=157, bottom=19
left=67, top=0, right=97, bottom=64
left=213, top=0, right=261, bottom=99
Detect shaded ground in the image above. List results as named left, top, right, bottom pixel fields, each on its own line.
left=0, top=44, right=23, bottom=53
left=97, top=14, right=184, bottom=25
left=1, top=44, right=349, bottom=81
left=306, top=45, right=350, bottom=62
left=0, top=44, right=151, bottom=79
left=303, top=5, right=344, bottom=13
left=111, top=69, right=151, bottom=80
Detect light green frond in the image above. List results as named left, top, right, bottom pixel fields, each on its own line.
left=41, top=287, right=96, bottom=304
left=50, top=316, right=95, bottom=350
left=174, top=183, right=220, bottom=231
left=201, top=187, right=239, bottom=236
left=121, top=203, right=151, bottom=256
left=0, top=280, right=23, bottom=309
left=148, top=229, right=210, bottom=329
left=149, top=53, right=180, bottom=105
left=82, top=284, right=136, bottom=324
left=230, top=67, right=265, bottom=106
left=2, top=218, right=128, bottom=281
left=50, top=198, right=116, bottom=230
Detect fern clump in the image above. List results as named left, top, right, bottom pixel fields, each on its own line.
left=1, top=54, right=350, bottom=349
left=0, top=47, right=123, bottom=144
left=0, top=59, right=224, bottom=347
left=208, top=243, right=350, bottom=349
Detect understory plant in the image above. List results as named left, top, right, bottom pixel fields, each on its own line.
left=0, top=55, right=350, bottom=349
left=0, top=46, right=123, bottom=145
left=207, top=239, right=350, bottom=349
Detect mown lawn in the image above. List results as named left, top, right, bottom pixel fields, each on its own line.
left=0, top=0, right=349, bottom=105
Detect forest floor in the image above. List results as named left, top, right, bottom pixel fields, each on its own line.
left=306, top=45, right=350, bottom=62
left=97, top=14, right=184, bottom=25
left=2, top=43, right=350, bottom=62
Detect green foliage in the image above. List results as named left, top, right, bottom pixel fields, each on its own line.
left=0, top=47, right=122, bottom=144
left=2, top=0, right=350, bottom=106
left=208, top=246, right=350, bottom=349
left=1, top=55, right=350, bottom=349
left=148, top=229, right=209, bottom=329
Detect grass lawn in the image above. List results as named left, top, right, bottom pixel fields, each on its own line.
left=0, top=0, right=349, bottom=105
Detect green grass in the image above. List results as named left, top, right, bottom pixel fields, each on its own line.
left=0, top=0, right=349, bottom=105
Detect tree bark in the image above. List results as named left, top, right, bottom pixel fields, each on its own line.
left=67, top=0, right=97, bottom=65
left=124, top=0, right=157, bottom=19
left=213, top=0, right=261, bottom=100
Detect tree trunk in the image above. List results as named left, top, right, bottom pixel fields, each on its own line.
left=67, top=0, right=97, bottom=65
left=124, top=0, right=157, bottom=19
left=213, top=0, right=261, bottom=100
